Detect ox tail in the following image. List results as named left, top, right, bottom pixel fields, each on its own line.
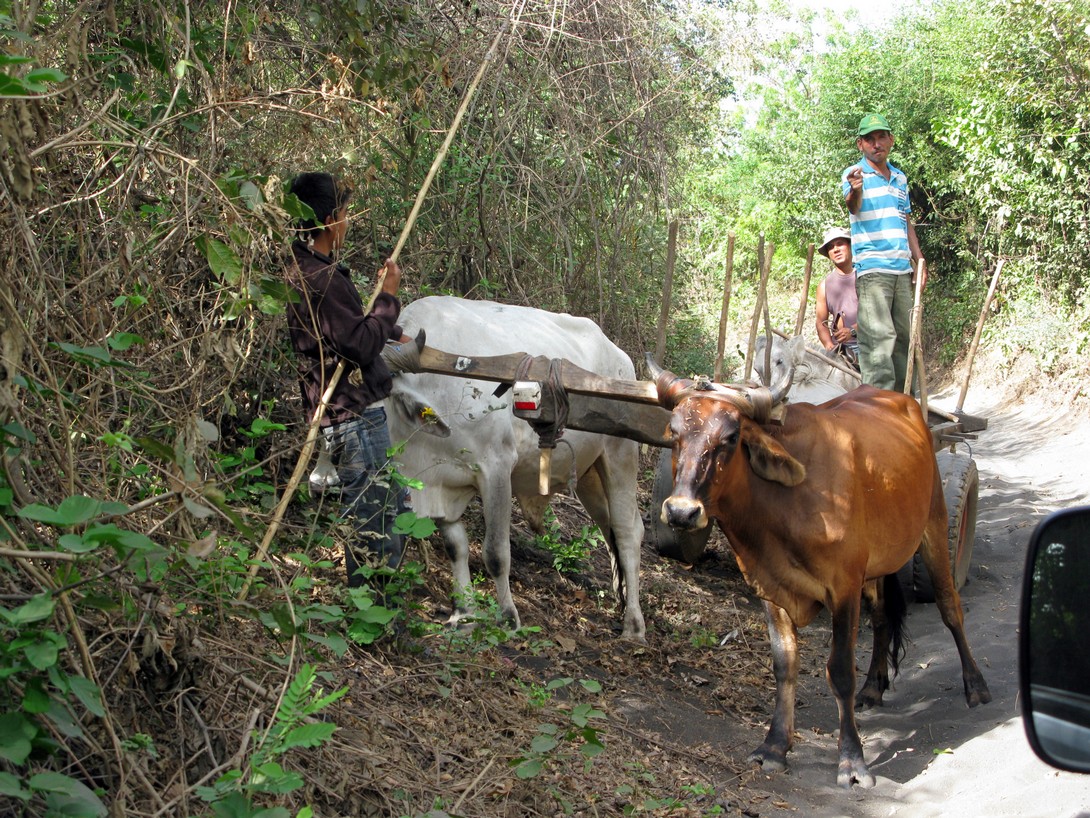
left=883, top=573, right=909, bottom=676
left=605, top=529, right=627, bottom=609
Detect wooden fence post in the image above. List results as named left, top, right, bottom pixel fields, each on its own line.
left=744, top=235, right=764, bottom=380
left=654, top=219, right=679, bottom=366
left=957, top=259, right=1005, bottom=414
left=794, top=243, right=815, bottom=336
left=713, top=232, right=736, bottom=382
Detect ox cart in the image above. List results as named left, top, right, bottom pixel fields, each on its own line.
left=387, top=335, right=985, bottom=604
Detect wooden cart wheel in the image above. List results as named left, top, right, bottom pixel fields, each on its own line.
left=648, top=448, right=711, bottom=563
left=911, top=449, right=979, bottom=603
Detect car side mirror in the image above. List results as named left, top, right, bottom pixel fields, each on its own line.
left=1020, top=506, right=1090, bottom=772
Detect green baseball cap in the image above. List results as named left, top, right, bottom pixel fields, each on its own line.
left=857, top=112, right=892, bottom=136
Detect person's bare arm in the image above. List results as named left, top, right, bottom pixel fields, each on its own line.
left=380, top=258, right=401, bottom=295
left=906, top=217, right=928, bottom=291
left=845, top=167, right=863, bottom=214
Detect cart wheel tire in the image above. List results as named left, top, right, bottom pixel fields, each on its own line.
left=648, top=448, right=711, bottom=563
left=912, top=450, right=979, bottom=603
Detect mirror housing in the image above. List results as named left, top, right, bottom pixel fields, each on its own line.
left=1020, top=506, right=1090, bottom=772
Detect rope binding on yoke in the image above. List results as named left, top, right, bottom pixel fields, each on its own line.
left=514, top=354, right=570, bottom=448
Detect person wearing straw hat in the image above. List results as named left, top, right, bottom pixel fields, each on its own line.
left=814, top=226, right=859, bottom=369
left=841, top=112, right=928, bottom=392
left=284, top=171, right=409, bottom=582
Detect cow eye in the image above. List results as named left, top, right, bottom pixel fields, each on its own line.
left=723, top=429, right=739, bottom=447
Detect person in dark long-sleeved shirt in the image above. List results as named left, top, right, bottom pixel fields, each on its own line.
left=285, top=172, right=408, bottom=582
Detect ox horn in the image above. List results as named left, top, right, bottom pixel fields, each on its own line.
left=766, top=352, right=794, bottom=406
left=645, top=354, right=692, bottom=410
left=381, top=328, right=426, bottom=374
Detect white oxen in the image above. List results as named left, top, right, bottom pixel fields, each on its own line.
left=753, top=334, right=860, bottom=404
left=384, top=296, right=645, bottom=641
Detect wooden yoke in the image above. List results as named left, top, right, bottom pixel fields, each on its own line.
left=417, top=347, right=662, bottom=495
left=415, top=346, right=661, bottom=405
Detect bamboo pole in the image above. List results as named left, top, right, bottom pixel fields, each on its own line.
left=713, top=233, right=736, bottom=382
left=904, top=258, right=926, bottom=402
left=956, top=259, right=1005, bottom=414
left=915, top=341, right=929, bottom=419
left=759, top=243, right=775, bottom=384
left=238, top=19, right=513, bottom=600
left=744, top=235, right=768, bottom=381
left=794, top=243, right=816, bottom=336
left=654, top=219, right=679, bottom=366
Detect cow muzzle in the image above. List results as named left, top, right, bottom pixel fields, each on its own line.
left=661, top=496, right=709, bottom=531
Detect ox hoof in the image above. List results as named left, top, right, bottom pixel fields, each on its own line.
left=747, top=748, right=787, bottom=774
left=855, top=685, right=886, bottom=710
left=447, top=612, right=477, bottom=632
left=499, top=609, right=521, bottom=632
left=966, top=678, right=992, bottom=708
left=447, top=607, right=522, bottom=633
left=837, top=759, right=875, bottom=789
left=619, top=616, right=647, bottom=644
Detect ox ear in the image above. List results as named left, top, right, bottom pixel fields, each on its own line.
left=386, top=386, right=451, bottom=438
left=741, top=421, right=806, bottom=487
left=786, top=334, right=807, bottom=364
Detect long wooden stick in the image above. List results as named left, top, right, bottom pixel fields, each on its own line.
left=904, top=258, right=926, bottom=398
left=238, top=20, right=512, bottom=600
left=759, top=243, right=775, bottom=384
left=793, top=243, right=815, bottom=336
left=654, top=219, right=679, bottom=366
left=744, top=235, right=769, bottom=381
left=956, top=259, right=1005, bottom=414
left=713, top=233, right=735, bottom=382
left=915, top=339, right=929, bottom=419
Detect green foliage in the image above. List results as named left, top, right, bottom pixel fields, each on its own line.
left=689, top=627, right=719, bottom=649
left=5, top=0, right=1090, bottom=812
left=195, top=664, right=343, bottom=815
left=426, top=577, right=547, bottom=657
left=212, top=416, right=284, bottom=508
left=614, top=764, right=723, bottom=815
left=511, top=678, right=607, bottom=781
left=244, top=557, right=426, bottom=655
left=0, top=594, right=109, bottom=818
left=533, top=508, right=600, bottom=575
left=16, top=495, right=169, bottom=581
left=0, top=53, right=67, bottom=95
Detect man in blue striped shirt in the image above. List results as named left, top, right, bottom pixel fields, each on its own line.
left=841, top=113, right=928, bottom=392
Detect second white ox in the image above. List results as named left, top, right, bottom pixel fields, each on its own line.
left=384, top=296, right=645, bottom=641
left=753, top=333, right=860, bottom=404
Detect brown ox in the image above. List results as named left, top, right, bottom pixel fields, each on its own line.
left=649, top=361, right=991, bottom=788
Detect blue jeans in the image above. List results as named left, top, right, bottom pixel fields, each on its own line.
left=856, top=273, right=913, bottom=392
left=322, top=407, right=408, bottom=584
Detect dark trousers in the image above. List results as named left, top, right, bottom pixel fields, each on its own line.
left=322, top=407, right=407, bottom=584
